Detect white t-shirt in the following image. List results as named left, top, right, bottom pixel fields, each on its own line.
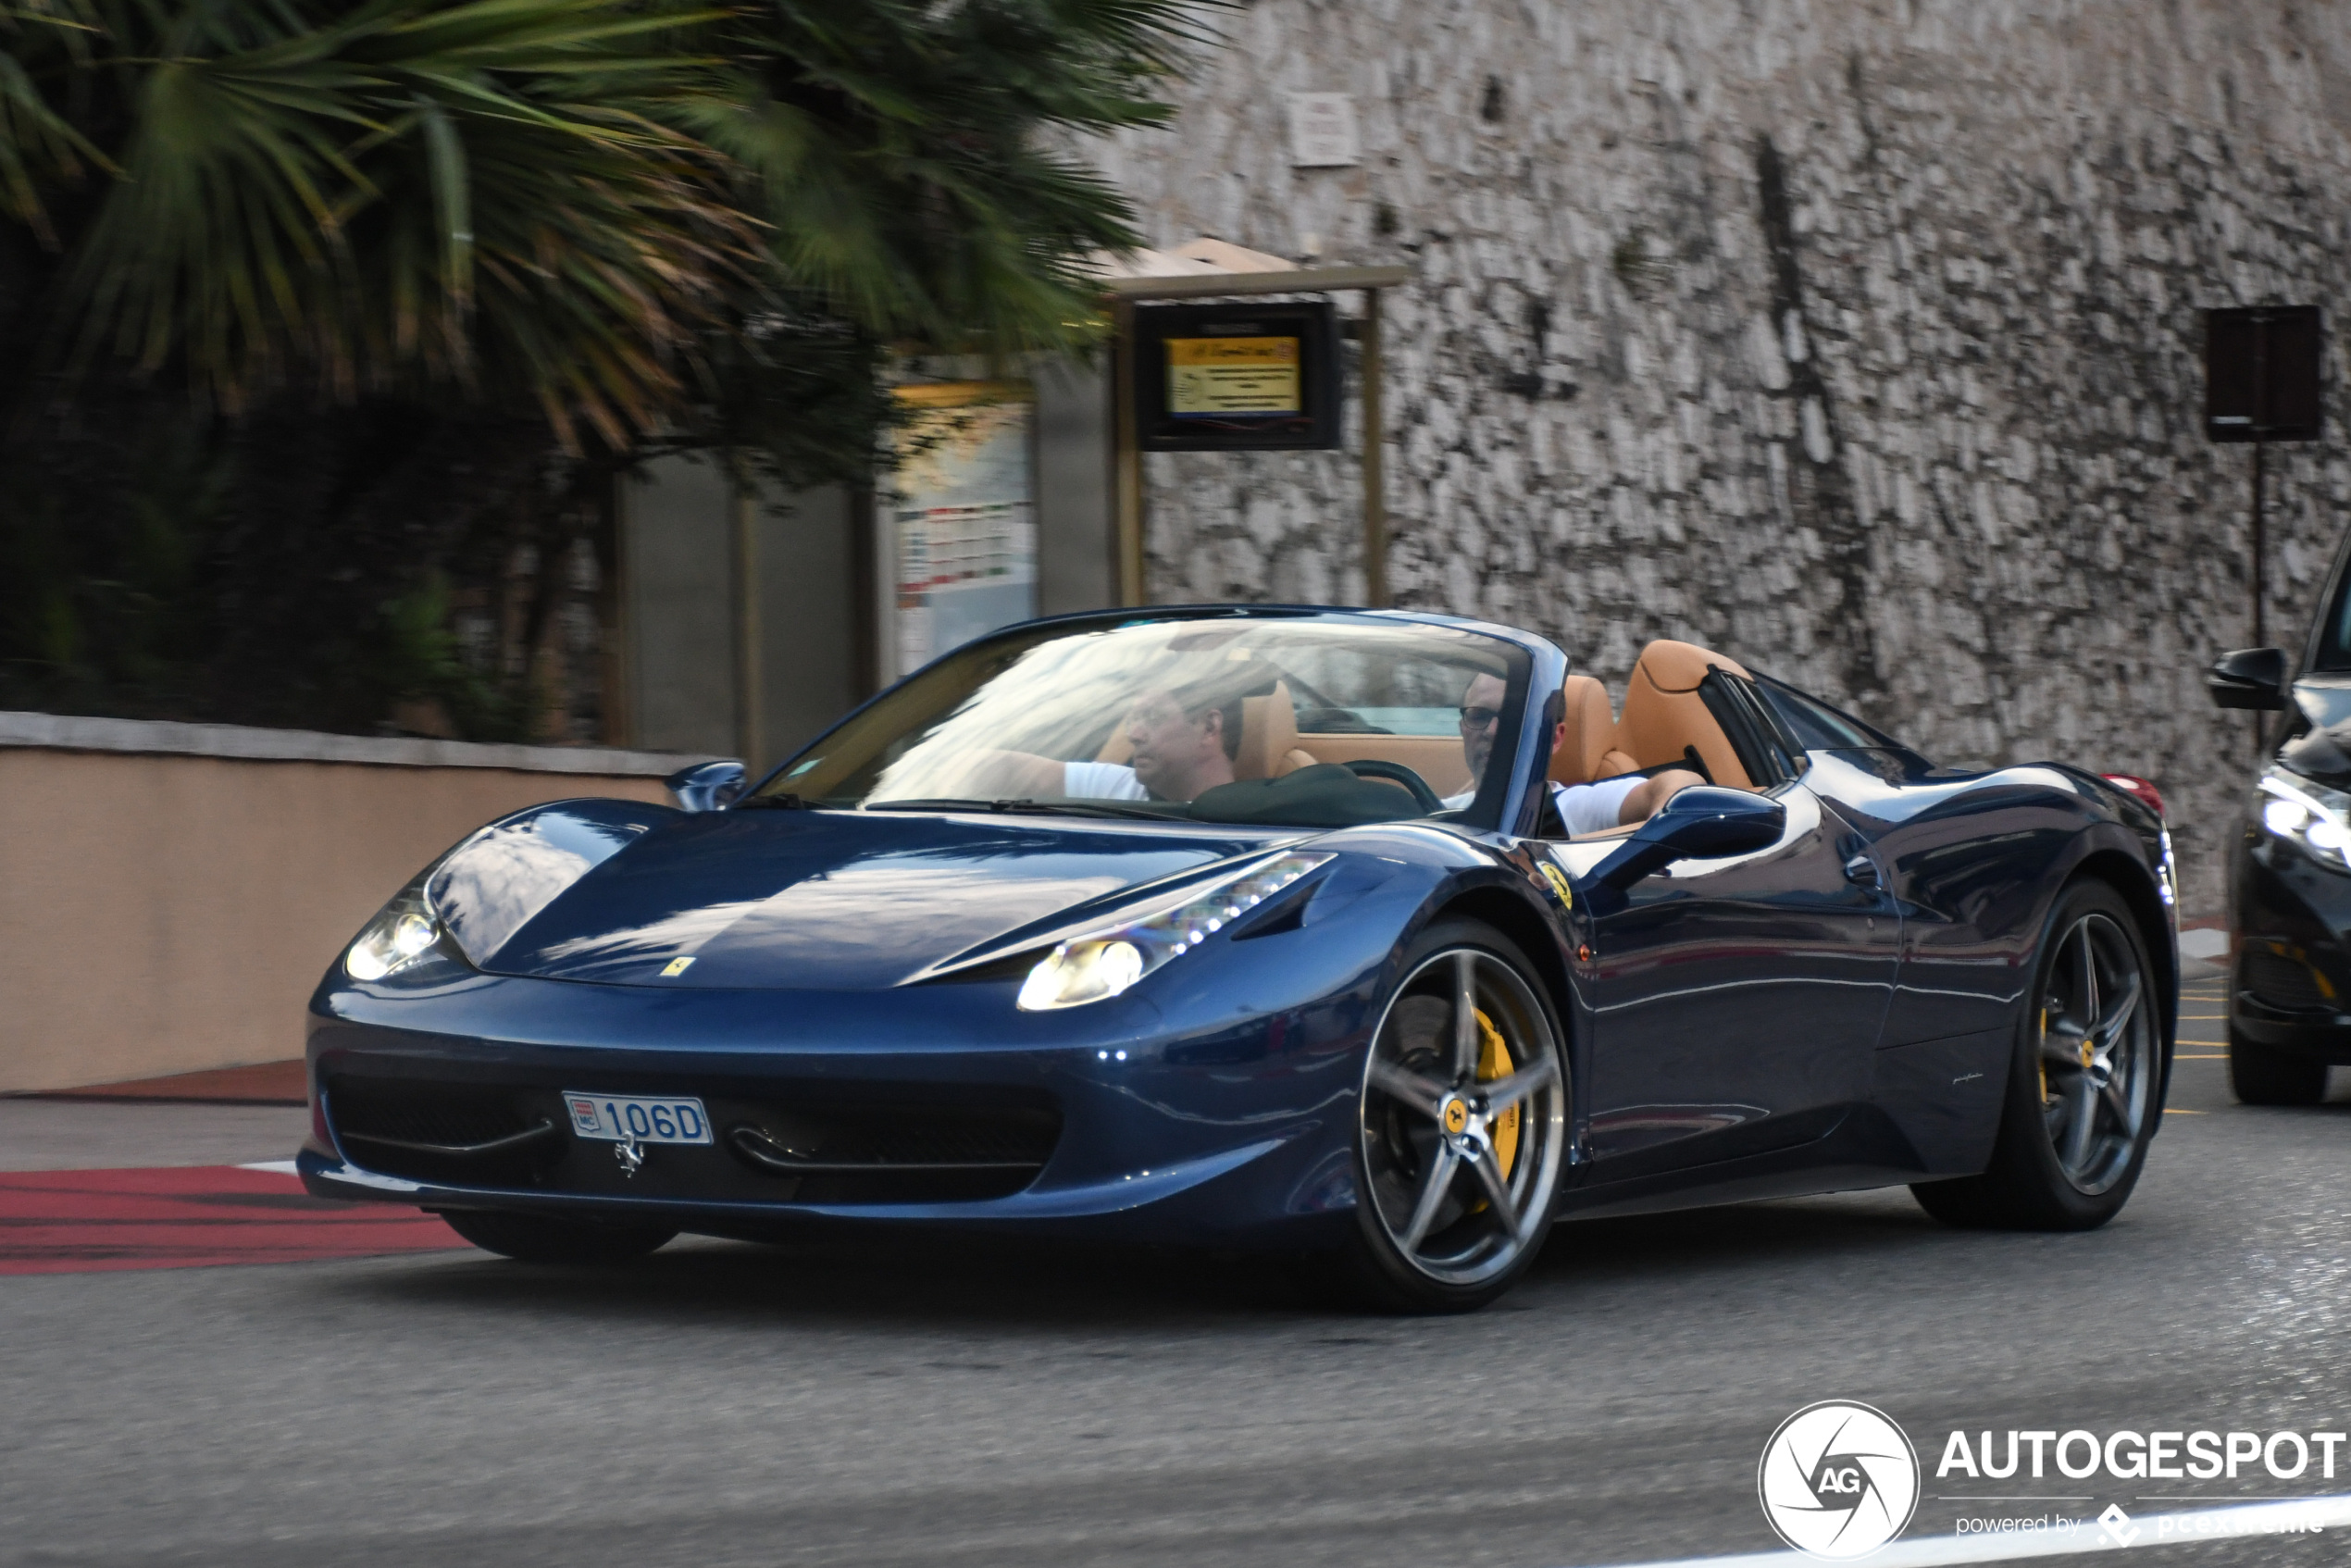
left=1062, top=761, right=1151, bottom=801
left=1440, top=775, right=1641, bottom=836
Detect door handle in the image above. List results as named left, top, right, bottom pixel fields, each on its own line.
left=1843, top=853, right=1882, bottom=889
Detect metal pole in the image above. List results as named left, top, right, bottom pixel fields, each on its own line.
left=1361, top=288, right=1387, bottom=609
left=2252, top=439, right=2267, bottom=649
left=732, top=479, right=763, bottom=769
left=2252, top=439, right=2267, bottom=759
left=1112, top=297, right=1145, bottom=607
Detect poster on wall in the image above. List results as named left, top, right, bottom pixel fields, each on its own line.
left=885, top=382, right=1037, bottom=680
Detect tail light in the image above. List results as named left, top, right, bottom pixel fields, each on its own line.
left=2102, top=774, right=2166, bottom=819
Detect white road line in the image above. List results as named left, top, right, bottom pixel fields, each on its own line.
left=1561, top=1494, right=2351, bottom=1568
left=236, top=1160, right=301, bottom=1176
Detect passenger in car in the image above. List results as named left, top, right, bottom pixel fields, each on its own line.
left=1444, top=673, right=1703, bottom=835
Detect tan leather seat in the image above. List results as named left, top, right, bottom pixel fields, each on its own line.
left=1549, top=675, right=1620, bottom=785
left=1234, top=681, right=1319, bottom=780
left=1615, top=640, right=1754, bottom=788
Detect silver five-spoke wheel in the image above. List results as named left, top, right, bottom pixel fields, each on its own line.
left=1912, top=880, right=2164, bottom=1231
left=1353, top=934, right=1568, bottom=1303
left=2034, top=911, right=2153, bottom=1195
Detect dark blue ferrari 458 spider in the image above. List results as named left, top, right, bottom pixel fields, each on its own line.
left=304, top=605, right=2179, bottom=1311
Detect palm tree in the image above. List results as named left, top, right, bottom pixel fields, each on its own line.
left=0, top=0, right=1213, bottom=734
left=0, top=0, right=1203, bottom=445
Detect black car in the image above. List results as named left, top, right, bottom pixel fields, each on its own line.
left=2209, top=533, right=2351, bottom=1104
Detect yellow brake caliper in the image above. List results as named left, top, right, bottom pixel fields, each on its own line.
left=1475, top=1008, right=1520, bottom=1179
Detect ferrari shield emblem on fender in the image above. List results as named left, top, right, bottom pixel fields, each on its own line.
left=660, top=955, right=695, bottom=977
left=613, top=1136, right=645, bottom=1177
left=1538, top=859, right=1574, bottom=908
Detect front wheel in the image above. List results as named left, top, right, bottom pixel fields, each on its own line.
left=2228, top=1025, right=2329, bottom=1106
left=439, top=1209, right=678, bottom=1264
left=1912, top=881, right=2162, bottom=1231
left=1334, top=919, right=1571, bottom=1313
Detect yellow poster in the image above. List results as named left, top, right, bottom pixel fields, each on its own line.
left=1168, top=336, right=1301, bottom=417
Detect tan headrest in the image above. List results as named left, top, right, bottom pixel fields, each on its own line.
left=1549, top=675, right=1618, bottom=785
left=1629, top=639, right=1750, bottom=692
left=1233, top=680, right=1299, bottom=780
left=1618, top=640, right=1754, bottom=788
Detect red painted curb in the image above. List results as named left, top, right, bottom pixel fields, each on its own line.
left=0, top=1165, right=465, bottom=1276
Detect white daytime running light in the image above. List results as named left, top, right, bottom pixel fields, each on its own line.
left=345, top=898, right=445, bottom=981
left=2258, top=771, right=2351, bottom=872
left=1016, top=852, right=1333, bottom=1012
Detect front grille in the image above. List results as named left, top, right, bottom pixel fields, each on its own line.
left=2241, top=947, right=2338, bottom=1013
left=324, top=1076, right=566, bottom=1186
left=322, top=1071, right=1060, bottom=1205
left=724, top=1100, right=1061, bottom=1202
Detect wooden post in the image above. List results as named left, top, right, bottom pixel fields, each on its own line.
left=1112, top=296, right=1146, bottom=607
left=1361, top=287, right=1387, bottom=608
left=731, top=479, right=763, bottom=769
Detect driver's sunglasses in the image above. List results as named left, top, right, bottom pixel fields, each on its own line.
left=1457, top=705, right=1503, bottom=730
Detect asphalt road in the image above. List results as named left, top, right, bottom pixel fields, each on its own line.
left=4, top=977, right=2347, bottom=1568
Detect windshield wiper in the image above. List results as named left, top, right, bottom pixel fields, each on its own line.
left=863, top=797, right=1177, bottom=820
left=734, top=792, right=809, bottom=810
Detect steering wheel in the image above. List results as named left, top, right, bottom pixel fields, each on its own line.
left=1343, top=759, right=1443, bottom=814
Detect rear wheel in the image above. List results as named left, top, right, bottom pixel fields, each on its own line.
left=1335, top=919, right=1570, bottom=1313
left=439, top=1209, right=677, bottom=1264
left=1912, top=881, right=2160, bottom=1231
left=2228, top=1025, right=2330, bottom=1106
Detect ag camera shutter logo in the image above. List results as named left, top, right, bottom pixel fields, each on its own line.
left=1758, top=1401, right=1921, bottom=1559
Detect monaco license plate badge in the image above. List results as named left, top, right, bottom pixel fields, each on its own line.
left=564, top=1092, right=713, bottom=1149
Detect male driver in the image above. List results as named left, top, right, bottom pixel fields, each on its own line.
left=1059, top=687, right=1238, bottom=802
left=968, top=687, right=1239, bottom=803
left=1443, top=672, right=1704, bottom=835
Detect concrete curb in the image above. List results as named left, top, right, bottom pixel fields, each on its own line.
left=0, top=710, right=719, bottom=776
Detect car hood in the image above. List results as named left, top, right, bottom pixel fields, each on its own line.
left=466, top=808, right=1272, bottom=990
left=2285, top=674, right=2351, bottom=790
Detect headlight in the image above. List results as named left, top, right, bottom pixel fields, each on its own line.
left=2258, top=769, right=2351, bottom=872
left=1016, top=852, right=1332, bottom=1012
left=344, top=877, right=451, bottom=980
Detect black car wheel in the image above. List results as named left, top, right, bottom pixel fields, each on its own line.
left=1336, top=918, right=1570, bottom=1313
left=1912, top=881, right=2162, bottom=1230
left=2227, top=1025, right=2330, bottom=1106
left=439, top=1209, right=678, bottom=1264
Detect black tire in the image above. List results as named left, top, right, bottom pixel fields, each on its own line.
left=2228, top=1025, right=2329, bottom=1106
left=1330, top=918, right=1571, bottom=1313
left=1910, top=880, right=2162, bottom=1231
left=439, top=1208, right=677, bottom=1264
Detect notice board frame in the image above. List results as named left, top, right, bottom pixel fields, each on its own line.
left=1130, top=300, right=1341, bottom=452
left=1102, top=264, right=1411, bottom=608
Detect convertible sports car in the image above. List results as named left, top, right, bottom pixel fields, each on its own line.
left=303, top=606, right=2178, bottom=1311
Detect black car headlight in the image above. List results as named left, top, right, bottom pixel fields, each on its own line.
left=1016, top=852, right=1332, bottom=1012
left=2258, top=769, right=2351, bottom=873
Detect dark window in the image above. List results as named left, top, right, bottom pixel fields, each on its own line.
left=1698, top=671, right=1804, bottom=788
left=2313, top=568, right=2351, bottom=671
left=1754, top=675, right=1904, bottom=753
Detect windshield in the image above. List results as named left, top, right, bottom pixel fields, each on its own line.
left=762, top=613, right=1534, bottom=829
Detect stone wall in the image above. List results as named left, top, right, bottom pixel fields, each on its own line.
left=1096, top=0, right=2351, bottom=911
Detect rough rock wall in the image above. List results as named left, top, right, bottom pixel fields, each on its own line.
left=1096, top=0, right=2351, bottom=912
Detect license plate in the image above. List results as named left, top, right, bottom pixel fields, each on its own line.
left=562, top=1092, right=713, bottom=1145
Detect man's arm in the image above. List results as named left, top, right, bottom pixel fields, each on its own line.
left=1615, top=768, right=1707, bottom=825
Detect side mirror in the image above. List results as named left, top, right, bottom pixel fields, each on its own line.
left=665, top=759, right=747, bottom=813
left=1588, top=786, right=1786, bottom=894
left=2208, top=647, right=2289, bottom=712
